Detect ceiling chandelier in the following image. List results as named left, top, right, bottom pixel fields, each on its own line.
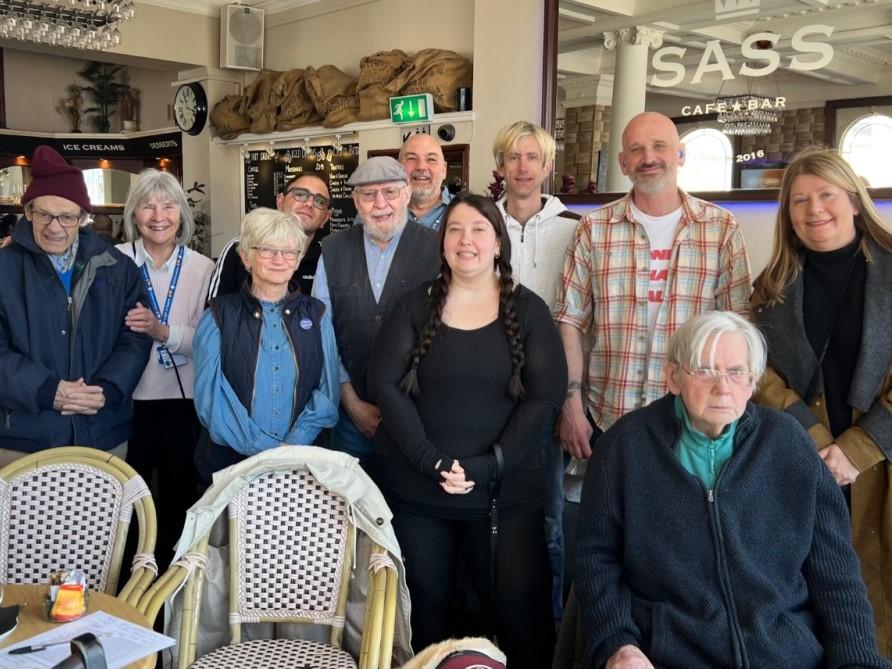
left=716, top=94, right=779, bottom=136
left=0, top=0, right=136, bottom=51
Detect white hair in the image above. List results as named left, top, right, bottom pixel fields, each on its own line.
left=122, top=169, right=194, bottom=244
left=239, top=207, right=308, bottom=255
left=667, top=311, right=767, bottom=380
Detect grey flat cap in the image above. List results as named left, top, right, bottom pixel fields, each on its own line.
left=347, top=156, right=408, bottom=187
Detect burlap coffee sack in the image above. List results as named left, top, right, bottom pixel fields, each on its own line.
left=244, top=69, right=284, bottom=134
left=305, top=65, right=359, bottom=128
left=274, top=68, right=322, bottom=131
left=357, top=49, right=412, bottom=121
left=402, top=49, right=472, bottom=113
left=210, top=94, right=250, bottom=139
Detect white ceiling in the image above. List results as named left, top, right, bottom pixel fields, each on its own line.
left=558, top=0, right=892, bottom=109
left=138, top=0, right=323, bottom=17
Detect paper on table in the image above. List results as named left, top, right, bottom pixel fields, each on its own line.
left=0, top=610, right=174, bottom=669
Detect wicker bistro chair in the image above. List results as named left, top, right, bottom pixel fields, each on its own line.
left=0, top=446, right=159, bottom=606
left=138, top=447, right=406, bottom=669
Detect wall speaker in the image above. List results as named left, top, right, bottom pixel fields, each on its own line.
left=220, top=4, right=264, bottom=71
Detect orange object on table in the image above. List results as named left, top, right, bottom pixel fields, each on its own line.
left=50, top=583, right=87, bottom=622
left=0, top=584, right=156, bottom=669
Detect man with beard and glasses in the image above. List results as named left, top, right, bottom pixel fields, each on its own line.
left=399, top=133, right=452, bottom=231
left=312, top=157, right=439, bottom=467
left=553, top=112, right=752, bottom=577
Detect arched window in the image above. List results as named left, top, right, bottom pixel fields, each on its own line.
left=678, top=128, right=733, bottom=192
left=840, top=114, right=892, bottom=188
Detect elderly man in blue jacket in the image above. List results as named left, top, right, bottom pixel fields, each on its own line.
left=0, top=145, right=152, bottom=464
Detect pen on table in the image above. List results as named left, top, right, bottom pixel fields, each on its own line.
left=8, top=633, right=110, bottom=655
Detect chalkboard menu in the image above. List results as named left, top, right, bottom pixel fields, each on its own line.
left=243, top=142, right=359, bottom=238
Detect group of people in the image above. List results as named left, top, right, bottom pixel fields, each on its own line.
left=0, top=111, right=889, bottom=669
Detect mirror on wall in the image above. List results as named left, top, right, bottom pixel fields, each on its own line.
left=82, top=168, right=139, bottom=207
left=0, top=166, right=29, bottom=204
left=549, top=0, right=892, bottom=193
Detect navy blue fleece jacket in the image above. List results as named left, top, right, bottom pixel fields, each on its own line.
left=576, top=394, right=890, bottom=669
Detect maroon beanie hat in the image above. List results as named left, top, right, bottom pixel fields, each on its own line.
left=436, top=651, right=507, bottom=669
left=22, top=145, right=92, bottom=213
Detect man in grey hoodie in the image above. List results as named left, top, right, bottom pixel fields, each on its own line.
left=493, top=121, right=580, bottom=620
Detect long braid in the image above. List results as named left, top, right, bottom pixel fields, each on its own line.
left=401, top=191, right=525, bottom=398
left=399, top=272, right=450, bottom=396
left=497, top=257, right=526, bottom=399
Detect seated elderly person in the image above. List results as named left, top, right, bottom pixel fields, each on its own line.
left=576, top=311, right=891, bottom=669
left=193, top=207, right=339, bottom=484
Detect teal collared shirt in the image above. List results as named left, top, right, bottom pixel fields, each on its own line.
left=674, top=394, right=737, bottom=489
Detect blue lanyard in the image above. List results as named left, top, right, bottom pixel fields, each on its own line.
left=139, top=245, right=184, bottom=326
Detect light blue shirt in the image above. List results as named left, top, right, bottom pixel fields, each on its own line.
left=410, top=188, right=452, bottom=231
left=193, top=305, right=340, bottom=455
left=312, top=223, right=407, bottom=385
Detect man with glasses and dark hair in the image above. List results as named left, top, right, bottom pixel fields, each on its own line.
left=312, top=156, right=439, bottom=466
left=0, top=145, right=152, bottom=464
left=208, top=171, right=332, bottom=299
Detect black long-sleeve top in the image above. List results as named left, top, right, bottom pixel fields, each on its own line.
left=368, top=283, right=567, bottom=519
left=802, top=235, right=866, bottom=437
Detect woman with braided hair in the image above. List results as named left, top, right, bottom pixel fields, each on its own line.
left=368, top=192, right=566, bottom=667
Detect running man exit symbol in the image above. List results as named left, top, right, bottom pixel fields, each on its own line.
left=389, top=94, right=434, bottom=124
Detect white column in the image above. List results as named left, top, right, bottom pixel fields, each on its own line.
left=603, top=27, right=663, bottom=191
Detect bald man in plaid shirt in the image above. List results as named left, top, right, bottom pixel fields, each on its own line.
left=554, top=113, right=752, bottom=561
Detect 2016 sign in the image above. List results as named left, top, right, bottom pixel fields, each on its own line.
left=651, top=25, right=835, bottom=88
left=736, top=150, right=765, bottom=163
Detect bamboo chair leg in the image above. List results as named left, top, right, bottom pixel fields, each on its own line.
left=379, top=567, right=398, bottom=669
left=362, top=566, right=388, bottom=669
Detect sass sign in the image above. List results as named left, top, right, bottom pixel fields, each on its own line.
left=650, top=25, right=834, bottom=88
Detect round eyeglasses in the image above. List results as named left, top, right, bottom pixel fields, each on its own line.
left=682, top=367, right=755, bottom=387
left=251, top=246, right=301, bottom=261
left=30, top=208, right=82, bottom=228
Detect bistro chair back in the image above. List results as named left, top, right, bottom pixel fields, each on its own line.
left=139, top=451, right=401, bottom=669
left=0, top=446, right=158, bottom=606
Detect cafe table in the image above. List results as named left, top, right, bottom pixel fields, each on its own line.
left=0, top=583, right=156, bottom=669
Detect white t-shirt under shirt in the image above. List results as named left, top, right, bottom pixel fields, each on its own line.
left=629, top=201, right=682, bottom=335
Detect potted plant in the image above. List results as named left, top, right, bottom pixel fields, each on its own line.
left=186, top=181, right=211, bottom=256
left=55, top=84, right=85, bottom=133
left=78, top=61, right=124, bottom=133
left=119, top=86, right=140, bottom=131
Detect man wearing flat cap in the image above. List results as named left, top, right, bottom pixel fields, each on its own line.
left=0, top=145, right=152, bottom=463
left=312, top=156, right=439, bottom=465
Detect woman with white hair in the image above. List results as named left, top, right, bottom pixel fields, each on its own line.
left=193, top=207, right=339, bottom=484
left=575, top=311, right=890, bottom=669
left=118, top=168, right=214, bottom=567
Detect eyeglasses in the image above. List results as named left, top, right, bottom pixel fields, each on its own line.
left=284, top=187, right=330, bottom=210
left=682, top=367, right=755, bottom=388
left=354, top=186, right=405, bottom=203
left=30, top=208, right=82, bottom=228
left=251, top=246, right=301, bottom=261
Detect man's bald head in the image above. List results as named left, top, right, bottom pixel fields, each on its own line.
left=400, top=133, right=447, bottom=209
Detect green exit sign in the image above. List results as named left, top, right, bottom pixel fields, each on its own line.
left=389, top=94, right=434, bottom=124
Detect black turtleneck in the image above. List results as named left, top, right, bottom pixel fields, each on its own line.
left=802, top=234, right=865, bottom=437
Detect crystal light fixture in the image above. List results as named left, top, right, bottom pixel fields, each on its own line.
left=0, top=1, right=136, bottom=51
left=716, top=94, right=779, bottom=136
